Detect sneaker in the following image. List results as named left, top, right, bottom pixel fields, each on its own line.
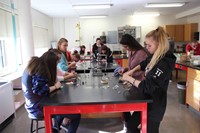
left=60, top=124, right=69, bottom=132
left=137, top=124, right=141, bottom=129
left=169, top=80, right=172, bottom=83
left=123, top=122, right=128, bottom=131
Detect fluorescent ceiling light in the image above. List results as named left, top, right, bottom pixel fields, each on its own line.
left=133, top=12, right=160, bottom=17
left=146, top=3, right=185, bottom=8
left=72, top=4, right=112, bottom=9
left=80, top=15, right=107, bottom=19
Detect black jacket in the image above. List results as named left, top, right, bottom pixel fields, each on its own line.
left=138, top=51, right=176, bottom=122
left=92, top=43, right=103, bottom=58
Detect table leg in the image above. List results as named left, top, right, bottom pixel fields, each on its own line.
left=44, top=107, right=52, bottom=133
left=176, top=69, right=178, bottom=79
left=141, top=104, right=147, bottom=133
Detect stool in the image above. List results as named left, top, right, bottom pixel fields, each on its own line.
left=29, top=116, right=59, bottom=133
left=30, top=117, right=45, bottom=133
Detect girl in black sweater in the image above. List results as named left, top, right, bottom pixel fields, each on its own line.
left=122, top=26, right=176, bottom=133
left=100, top=45, right=113, bottom=63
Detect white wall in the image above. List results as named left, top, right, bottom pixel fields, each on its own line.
left=31, top=9, right=53, bottom=56
left=53, top=15, right=187, bottom=52
left=186, top=14, right=200, bottom=31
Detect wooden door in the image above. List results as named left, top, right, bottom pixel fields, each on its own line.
left=175, top=25, right=184, bottom=42
left=184, top=23, right=198, bottom=42
left=166, top=25, right=175, bottom=40
left=186, top=68, right=200, bottom=111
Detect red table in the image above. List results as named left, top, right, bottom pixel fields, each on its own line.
left=43, top=103, right=147, bottom=133
left=175, top=63, right=188, bottom=79
left=41, top=73, right=151, bottom=133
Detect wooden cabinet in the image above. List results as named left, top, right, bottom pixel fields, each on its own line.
left=186, top=68, right=200, bottom=111
left=122, top=59, right=128, bottom=67
left=166, top=25, right=184, bottom=42
left=166, top=23, right=198, bottom=42
left=175, top=25, right=184, bottom=42
left=184, top=23, right=198, bottom=42
left=166, top=25, right=175, bottom=39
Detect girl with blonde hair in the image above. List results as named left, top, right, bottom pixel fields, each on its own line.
left=57, top=38, right=76, bottom=71
left=122, top=26, right=176, bottom=133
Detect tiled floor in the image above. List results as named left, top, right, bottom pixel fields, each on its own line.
left=1, top=73, right=200, bottom=133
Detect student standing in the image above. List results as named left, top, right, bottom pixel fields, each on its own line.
left=167, top=34, right=175, bottom=82
left=118, top=34, right=148, bottom=130
left=92, top=38, right=104, bottom=59
left=118, top=34, right=148, bottom=78
left=122, top=27, right=176, bottom=133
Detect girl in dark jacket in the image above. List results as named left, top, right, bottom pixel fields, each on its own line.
left=100, top=45, right=113, bottom=63
left=122, top=26, right=176, bottom=133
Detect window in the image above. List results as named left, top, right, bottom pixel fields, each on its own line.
left=0, top=1, right=22, bottom=76
left=0, top=40, right=6, bottom=68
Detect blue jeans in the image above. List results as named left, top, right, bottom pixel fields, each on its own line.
left=54, top=114, right=81, bottom=133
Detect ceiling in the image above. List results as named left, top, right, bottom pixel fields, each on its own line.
left=31, top=0, right=200, bottom=17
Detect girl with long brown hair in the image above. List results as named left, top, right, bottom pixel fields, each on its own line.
left=22, top=50, right=80, bottom=133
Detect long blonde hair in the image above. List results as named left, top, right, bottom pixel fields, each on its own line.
left=146, top=26, right=169, bottom=71
left=57, top=38, right=68, bottom=51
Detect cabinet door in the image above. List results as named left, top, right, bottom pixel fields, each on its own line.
left=186, top=77, right=194, bottom=108
left=184, top=24, right=190, bottom=41
left=166, top=25, right=175, bottom=40
left=184, top=23, right=198, bottom=42
left=0, top=83, right=15, bottom=124
left=175, top=25, right=184, bottom=42
left=186, top=79, right=200, bottom=111
left=166, top=25, right=184, bottom=42
left=186, top=68, right=200, bottom=111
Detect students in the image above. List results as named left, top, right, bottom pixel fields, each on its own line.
left=167, top=34, right=175, bottom=82
left=22, top=50, right=81, bottom=133
left=118, top=34, right=148, bottom=130
left=185, top=39, right=200, bottom=55
left=92, top=38, right=104, bottom=59
left=118, top=34, right=148, bottom=78
left=67, top=50, right=81, bottom=63
left=80, top=45, right=86, bottom=55
left=49, top=48, right=77, bottom=82
left=122, top=27, right=176, bottom=133
left=100, top=45, right=113, bottom=63
left=57, top=38, right=76, bottom=72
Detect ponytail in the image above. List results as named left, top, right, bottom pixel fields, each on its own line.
left=146, top=26, right=169, bottom=71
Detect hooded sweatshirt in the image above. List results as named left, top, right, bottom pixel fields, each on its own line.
left=138, top=51, right=176, bottom=122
